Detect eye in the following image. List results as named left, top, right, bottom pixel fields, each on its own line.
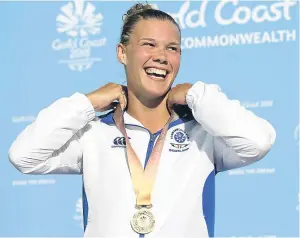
left=142, top=42, right=155, bottom=47
left=168, top=46, right=180, bottom=52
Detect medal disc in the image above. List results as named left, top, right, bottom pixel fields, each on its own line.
left=130, top=208, right=155, bottom=234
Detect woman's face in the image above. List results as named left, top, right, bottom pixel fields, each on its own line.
left=118, top=19, right=181, bottom=100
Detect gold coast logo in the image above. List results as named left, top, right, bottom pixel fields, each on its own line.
left=52, top=0, right=107, bottom=72
left=169, top=128, right=190, bottom=152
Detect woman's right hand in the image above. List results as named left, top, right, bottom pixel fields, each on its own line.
left=86, top=83, right=127, bottom=112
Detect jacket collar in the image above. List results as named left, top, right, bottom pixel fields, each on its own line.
left=100, top=110, right=143, bottom=126
left=100, top=105, right=194, bottom=128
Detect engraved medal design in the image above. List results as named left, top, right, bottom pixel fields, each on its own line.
left=131, top=208, right=155, bottom=234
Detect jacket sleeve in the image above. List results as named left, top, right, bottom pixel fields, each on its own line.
left=8, top=93, right=95, bottom=174
left=186, top=81, right=276, bottom=172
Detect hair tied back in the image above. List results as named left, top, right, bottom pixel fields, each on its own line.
left=122, top=3, right=156, bottom=23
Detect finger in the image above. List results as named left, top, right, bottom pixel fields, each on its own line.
left=118, top=91, right=127, bottom=111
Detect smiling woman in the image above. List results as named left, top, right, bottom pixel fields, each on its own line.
left=117, top=3, right=182, bottom=118
left=8, top=3, right=276, bottom=238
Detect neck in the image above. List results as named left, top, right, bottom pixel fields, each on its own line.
left=126, top=90, right=170, bottom=134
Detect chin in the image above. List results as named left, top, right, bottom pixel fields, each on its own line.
left=141, top=76, right=173, bottom=99
left=142, top=85, right=170, bottom=100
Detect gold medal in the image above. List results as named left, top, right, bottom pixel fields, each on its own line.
left=130, top=208, right=155, bottom=234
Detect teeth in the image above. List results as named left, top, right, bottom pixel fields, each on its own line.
left=145, top=68, right=167, bottom=76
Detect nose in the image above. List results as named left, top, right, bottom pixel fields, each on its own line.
left=152, top=49, right=168, bottom=65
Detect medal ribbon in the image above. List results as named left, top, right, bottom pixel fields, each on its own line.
left=113, top=104, right=174, bottom=207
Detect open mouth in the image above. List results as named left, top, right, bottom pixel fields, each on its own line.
left=144, top=67, right=169, bottom=80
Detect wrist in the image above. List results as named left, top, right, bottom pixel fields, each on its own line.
left=70, top=93, right=96, bottom=122
left=184, top=84, right=193, bottom=104
left=86, top=93, right=98, bottom=111
left=186, top=81, right=205, bottom=110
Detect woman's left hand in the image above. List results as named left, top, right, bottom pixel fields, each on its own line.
left=167, top=83, right=192, bottom=112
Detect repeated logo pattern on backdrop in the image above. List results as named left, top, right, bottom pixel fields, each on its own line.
left=52, top=0, right=107, bottom=71
left=1, top=0, right=299, bottom=237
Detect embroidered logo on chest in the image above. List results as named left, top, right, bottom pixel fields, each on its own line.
left=169, top=128, right=190, bottom=152
left=111, top=137, right=131, bottom=148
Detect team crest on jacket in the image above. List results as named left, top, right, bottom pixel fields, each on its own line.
left=169, top=128, right=190, bottom=152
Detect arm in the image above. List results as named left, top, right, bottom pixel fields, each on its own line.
left=186, top=81, right=276, bottom=172
left=8, top=93, right=95, bottom=174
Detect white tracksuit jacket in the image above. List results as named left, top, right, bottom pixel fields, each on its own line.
left=8, top=81, right=276, bottom=238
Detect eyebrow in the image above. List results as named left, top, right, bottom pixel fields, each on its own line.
left=139, top=38, right=180, bottom=46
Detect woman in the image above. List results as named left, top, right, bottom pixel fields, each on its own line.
left=8, top=3, right=276, bottom=238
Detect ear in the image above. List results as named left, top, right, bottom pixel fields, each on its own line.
left=117, top=43, right=127, bottom=65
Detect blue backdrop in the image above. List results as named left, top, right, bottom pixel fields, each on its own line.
left=1, top=0, right=299, bottom=237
